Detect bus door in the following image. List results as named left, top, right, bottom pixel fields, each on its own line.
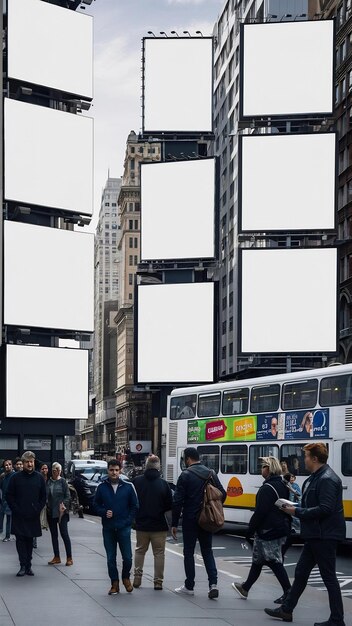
left=335, top=439, right=352, bottom=539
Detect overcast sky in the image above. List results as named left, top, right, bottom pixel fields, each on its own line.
left=82, top=0, right=223, bottom=232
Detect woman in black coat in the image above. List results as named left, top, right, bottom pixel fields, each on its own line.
left=232, top=456, right=292, bottom=604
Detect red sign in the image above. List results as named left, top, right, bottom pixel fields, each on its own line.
left=205, top=419, right=227, bottom=441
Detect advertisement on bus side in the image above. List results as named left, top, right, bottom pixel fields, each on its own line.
left=187, top=409, right=329, bottom=444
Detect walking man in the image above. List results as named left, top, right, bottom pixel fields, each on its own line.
left=0, top=459, right=15, bottom=541
left=133, top=455, right=173, bottom=590
left=264, top=442, right=346, bottom=626
left=6, top=451, right=46, bottom=576
left=94, top=459, right=138, bottom=596
left=171, top=447, right=227, bottom=599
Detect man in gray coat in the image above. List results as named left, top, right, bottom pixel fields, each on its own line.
left=6, top=451, right=46, bottom=577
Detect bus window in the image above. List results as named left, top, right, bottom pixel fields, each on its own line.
left=170, top=394, right=197, bottom=420
left=280, top=445, right=309, bottom=476
left=282, top=379, right=318, bottom=410
left=197, top=445, right=220, bottom=473
left=250, top=384, right=280, bottom=414
left=222, top=388, right=249, bottom=416
left=320, top=374, right=352, bottom=406
left=342, top=442, right=352, bottom=476
left=198, top=393, right=221, bottom=418
left=249, top=445, right=279, bottom=474
left=221, top=445, right=247, bottom=474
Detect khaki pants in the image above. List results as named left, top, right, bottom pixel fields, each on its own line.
left=134, top=530, right=167, bottom=584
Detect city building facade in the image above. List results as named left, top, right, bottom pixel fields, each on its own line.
left=115, top=131, right=160, bottom=451
left=93, top=177, right=121, bottom=457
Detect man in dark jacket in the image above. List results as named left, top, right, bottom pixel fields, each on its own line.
left=171, top=447, right=227, bottom=599
left=6, top=451, right=46, bottom=577
left=94, top=459, right=138, bottom=596
left=132, top=455, right=172, bottom=590
left=265, top=442, right=346, bottom=626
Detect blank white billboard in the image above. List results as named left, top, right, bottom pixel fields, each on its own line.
left=241, top=21, right=334, bottom=118
left=241, top=249, right=337, bottom=353
left=240, top=133, right=336, bottom=232
left=6, top=345, right=88, bottom=419
left=8, top=0, right=93, bottom=99
left=4, top=222, right=94, bottom=332
left=4, top=99, right=93, bottom=215
left=141, top=159, right=215, bottom=260
left=143, top=38, right=213, bottom=133
left=137, top=283, right=214, bottom=383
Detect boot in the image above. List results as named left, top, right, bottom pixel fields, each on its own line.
left=48, top=556, right=61, bottom=565
left=108, top=580, right=119, bottom=595
left=122, top=578, right=133, bottom=592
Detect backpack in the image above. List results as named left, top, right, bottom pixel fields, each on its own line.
left=187, top=467, right=224, bottom=533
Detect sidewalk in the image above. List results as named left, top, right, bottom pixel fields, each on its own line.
left=1, top=516, right=351, bottom=626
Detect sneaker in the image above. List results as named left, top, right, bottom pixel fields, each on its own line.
left=232, top=582, right=248, bottom=599
left=154, top=582, right=163, bottom=590
left=122, top=578, right=133, bottom=592
left=108, top=580, right=119, bottom=595
left=48, top=557, right=61, bottom=565
left=2, top=538, right=10, bottom=542
left=133, top=576, right=142, bottom=588
left=174, top=585, right=194, bottom=595
left=208, top=584, right=219, bottom=599
left=264, top=607, right=293, bottom=622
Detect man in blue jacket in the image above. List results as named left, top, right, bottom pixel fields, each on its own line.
left=264, top=442, right=346, bottom=626
left=94, top=459, right=138, bottom=596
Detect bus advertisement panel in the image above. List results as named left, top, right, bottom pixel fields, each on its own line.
left=187, top=409, right=329, bottom=444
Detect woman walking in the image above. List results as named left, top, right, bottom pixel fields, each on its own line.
left=47, top=462, right=73, bottom=566
left=232, top=457, right=291, bottom=604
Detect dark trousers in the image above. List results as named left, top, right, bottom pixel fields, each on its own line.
left=182, top=521, right=217, bottom=590
left=15, top=534, right=33, bottom=569
left=102, top=526, right=132, bottom=583
left=48, top=513, right=72, bottom=559
left=283, top=540, right=345, bottom=624
left=243, top=561, right=291, bottom=593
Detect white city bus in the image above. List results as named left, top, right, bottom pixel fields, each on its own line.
left=166, top=364, right=352, bottom=540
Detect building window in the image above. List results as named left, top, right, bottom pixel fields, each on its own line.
left=229, top=342, right=233, bottom=357
left=105, top=202, right=110, bottom=207
left=129, top=274, right=133, bottom=285
left=129, top=293, right=133, bottom=300
left=129, top=220, right=133, bottom=230
left=222, top=320, right=227, bottom=335
left=134, top=220, right=138, bottom=229
left=129, top=203, right=134, bottom=211
left=130, top=158, right=135, bottom=170
left=229, top=291, right=233, bottom=307
left=129, top=237, right=133, bottom=247
left=134, top=255, right=138, bottom=264
left=134, top=237, right=138, bottom=248
left=229, top=316, right=233, bottom=331
left=129, top=255, right=133, bottom=265
left=222, top=296, right=227, bottom=311
left=221, top=345, right=227, bottom=360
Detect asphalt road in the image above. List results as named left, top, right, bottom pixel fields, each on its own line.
left=210, top=524, right=352, bottom=598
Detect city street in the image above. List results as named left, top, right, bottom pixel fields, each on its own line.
left=0, top=515, right=351, bottom=626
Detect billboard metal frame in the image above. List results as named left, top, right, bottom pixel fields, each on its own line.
left=4, top=344, right=89, bottom=420
left=134, top=281, right=218, bottom=386
left=239, top=20, right=336, bottom=123
left=237, top=247, right=339, bottom=357
left=238, top=131, right=338, bottom=234
left=141, top=36, right=215, bottom=138
left=140, top=156, right=219, bottom=263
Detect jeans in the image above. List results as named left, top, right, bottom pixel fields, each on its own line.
left=182, top=521, right=217, bottom=590
left=134, top=530, right=168, bottom=583
left=0, top=507, right=12, bottom=538
left=15, top=535, right=33, bottom=570
left=48, top=513, right=72, bottom=559
left=283, top=540, right=345, bottom=624
left=103, top=526, right=132, bottom=583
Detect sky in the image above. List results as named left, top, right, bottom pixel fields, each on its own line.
left=81, top=0, right=223, bottom=233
